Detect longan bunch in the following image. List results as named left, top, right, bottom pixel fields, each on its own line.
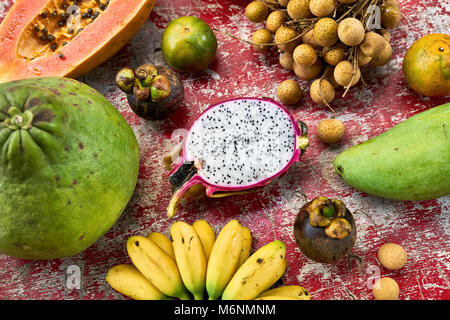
left=243, top=0, right=402, bottom=112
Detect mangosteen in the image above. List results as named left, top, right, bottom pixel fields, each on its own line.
left=115, top=64, right=184, bottom=120
left=293, top=196, right=357, bottom=264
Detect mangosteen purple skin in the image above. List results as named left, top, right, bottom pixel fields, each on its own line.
left=293, top=199, right=357, bottom=264
left=127, top=66, right=184, bottom=120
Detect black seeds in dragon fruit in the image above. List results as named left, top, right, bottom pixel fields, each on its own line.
left=185, top=99, right=296, bottom=187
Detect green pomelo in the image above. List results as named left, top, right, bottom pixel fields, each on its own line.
left=0, top=77, right=140, bottom=260
left=334, top=103, right=450, bottom=201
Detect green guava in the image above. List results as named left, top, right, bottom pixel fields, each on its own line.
left=162, top=16, right=218, bottom=73
left=0, top=77, right=140, bottom=260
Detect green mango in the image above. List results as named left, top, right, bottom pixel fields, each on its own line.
left=0, top=77, right=140, bottom=259
left=334, top=103, right=450, bottom=201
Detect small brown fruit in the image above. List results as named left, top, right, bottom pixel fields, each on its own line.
left=275, top=26, right=300, bottom=52
left=373, top=277, right=400, bottom=300
left=293, top=44, right=317, bottom=66
left=276, top=79, right=303, bottom=105
left=359, top=32, right=387, bottom=57
left=370, top=41, right=392, bottom=67
left=377, top=243, right=407, bottom=270
left=357, top=47, right=372, bottom=66
left=251, top=29, right=273, bottom=52
left=245, top=1, right=269, bottom=23
left=381, top=3, right=402, bottom=29
left=279, top=51, right=295, bottom=70
left=337, top=18, right=365, bottom=46
left=323, top=44, right=347, bottom=66
left=293, top=60, right=322, bottom=80
left=310, top=79, right=335, bottom=106
left=302, top=28, right=322, bottom=50
left=287, top=0, right=312, bottom=20
left=380, top=29, right=391, bottom=42
left=334, top=60, right=361, bottom=87
left=313, top=18, right=338, bottom=47
left=309, top=0, right=336, bottom=17
left=278, top=0, right=290, bottom=6
left=317, top=119, right=345, bottom=143
left=266, top=10, right=286, bottom=33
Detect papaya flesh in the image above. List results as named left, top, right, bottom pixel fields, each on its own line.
left=334, top=103, right=450, bottom=201
left=0, top=77, right=140, bottom=259
left=0, top=0, right=155, bottom=83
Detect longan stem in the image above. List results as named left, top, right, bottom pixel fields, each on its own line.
left=319, top=68, right=337, bottom=116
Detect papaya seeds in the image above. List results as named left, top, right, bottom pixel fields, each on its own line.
left=0, top=77, right=140, bottom=259
left=116, top=64, right=184, bottom=120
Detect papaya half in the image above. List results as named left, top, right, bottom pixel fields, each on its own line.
left=0, top=0, right=155, bottom=83
left=334, top=103, right=450, bottom=201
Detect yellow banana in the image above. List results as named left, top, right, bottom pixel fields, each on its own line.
left=106, top=264, right=170, bottom=300
left=192, top=219, right=216, bottom=261
left=222, top=240, right=287, bottom=300
left=254, top=296, right=300, bottom=300
left=256, top=285, right=310, bottom=300
left=237, top=226, right=252, bottom=268
left=127, top=236, right=190, bottom=300
left=206, top=219, right=244, bottom=300
left=147, top=231, right=176, bottom=260
left=170, top=221, right=207, bottom=300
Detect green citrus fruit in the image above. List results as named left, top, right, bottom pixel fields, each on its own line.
left=162, top=16, right=218, bottom=73
left=402, top=33, right=450, bottom=97
left=0, top=77, right=140, bottom=259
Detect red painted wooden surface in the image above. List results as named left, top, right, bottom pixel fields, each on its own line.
left=0, top=0, right=449, bottom=300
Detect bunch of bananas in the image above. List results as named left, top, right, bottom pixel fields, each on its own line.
left=106, top=219, right=310, bottom=300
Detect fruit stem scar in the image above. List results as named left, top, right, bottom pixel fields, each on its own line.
left=443, top=123, right=447, bottom=140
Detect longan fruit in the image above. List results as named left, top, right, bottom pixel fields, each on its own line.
left=328, top=71, right=340, bottom=88
left=323, top=44, right=347, bottom=66
left=266, top=10, right=286, bottom=33
left=245, top=1, right=269, bottom=23
left=359, top=32, right=387, bottom=57
left=378, top=243, right=407, bottom=270
left=380, top=29, right=391, bottom=42
left=251, top=29, right=273, bottom=52
left=275, top=26, right=300, bottom=52
left=280, top=51, right=295, bottom=70
left=276, top=79, right=303, bottom=105
left=310, top=79, right=335, bottom=106
left=317, top=118, right=345, bottom=143
left=381, top=3, right=402, bottom=29
left=373, top=277, right=400, bottom=300
left=309, top=0, right=336, bottom=17
left=370, top=41, right=392, bottom=66
left=334, top=60, right=361, bottom=87
left=302, top=28, right=322, bottom=50
left=293, top=59, right=322, bottom=80
left=313, top=18, right=339, bottom=47
left=293, top=44, right=317, bottom=66
left=337, top=18, right=365, bottom=46
left=278, top=0, right=290, bottom=6
left=287, top=0, right=312, bottom=20
left=357, top=47, right=372, bottom=66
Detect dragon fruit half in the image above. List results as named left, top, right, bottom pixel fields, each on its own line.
left=165, top=98, right=309, bottom=217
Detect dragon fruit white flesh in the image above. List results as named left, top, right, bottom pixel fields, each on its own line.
left=166, top=98, right=309, bottom=217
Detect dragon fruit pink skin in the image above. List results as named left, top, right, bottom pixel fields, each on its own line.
left=166, top=97, right=309, bottom=218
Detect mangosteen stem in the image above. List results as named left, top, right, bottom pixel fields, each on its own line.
left=347, top=253, right=364, bottom=273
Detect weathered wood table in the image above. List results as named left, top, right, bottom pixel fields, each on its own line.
left=0, top=0, right=449, bottom=300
